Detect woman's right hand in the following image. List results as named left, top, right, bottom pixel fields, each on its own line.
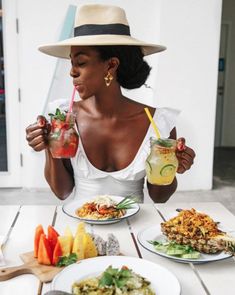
left=25, top=115, right=51, bottom=152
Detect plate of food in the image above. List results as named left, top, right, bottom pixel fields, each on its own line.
left=137, top=208, right=235, bottom=264
left=62, top=195, right=140, bottom=224
left=51, top=255, right=181, bottom=294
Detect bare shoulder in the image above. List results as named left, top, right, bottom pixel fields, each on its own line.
left=72, top=96, right=156, bottom=120
left=123, top=97, right=156, bottom=117
left=72, top=99, right=93, bottom=116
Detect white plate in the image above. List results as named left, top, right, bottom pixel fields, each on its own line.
left=137, top=225, right=233, bottom=264
left=51, top=255, right=181, bottom=294
left=62, top=195, right=140, bottom=224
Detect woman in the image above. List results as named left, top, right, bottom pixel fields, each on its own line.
left=26, top=4, right=195, bottom=203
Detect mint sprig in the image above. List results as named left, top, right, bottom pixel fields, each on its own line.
left=48, top=108, right=67, bottom=122
left=155, top=138, right=173, bottom=147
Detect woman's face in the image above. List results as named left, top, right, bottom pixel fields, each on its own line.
left=70, top=46, right=108, bottom=99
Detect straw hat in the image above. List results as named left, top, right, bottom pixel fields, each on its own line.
left=38, top=4, right=166, bottom=58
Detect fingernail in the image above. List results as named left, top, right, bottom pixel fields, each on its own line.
left=176, top=140, right=186, bottom=151
left=37, top=116, right=46, bottom=127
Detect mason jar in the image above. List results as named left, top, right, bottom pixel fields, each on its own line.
left=145, top=137, right=178, bottom=185
left=48, top=112, right=79, bottom=158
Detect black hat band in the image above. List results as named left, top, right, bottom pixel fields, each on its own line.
left=74, top=23, right=131, bottom=37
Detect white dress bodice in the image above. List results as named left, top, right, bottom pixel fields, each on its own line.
left=71, top=107, right=180, bottom=202
left=48, top=99, right=180, bottom=202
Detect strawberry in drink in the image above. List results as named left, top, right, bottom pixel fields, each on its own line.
left=48, top=108, right=79, bottom=158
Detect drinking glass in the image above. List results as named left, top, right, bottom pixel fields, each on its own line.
left=48, top=112, right=79, bottom=158
left=145, top=137, right=178, bottom=185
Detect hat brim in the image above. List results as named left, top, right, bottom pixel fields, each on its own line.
left=38, top=35, right=166, bottom=58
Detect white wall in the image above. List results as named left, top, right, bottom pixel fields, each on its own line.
left=156, top=0, right=222, bottom=190
left=221, top=0, right=235, bottom=146
left=16, top=0, right=222, bottom=190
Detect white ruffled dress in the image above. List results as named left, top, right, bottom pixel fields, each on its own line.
left=48, top=100, right=179, bottom=202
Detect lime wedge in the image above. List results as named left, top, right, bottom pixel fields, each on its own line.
left=160, top=164, right=176, bottom=177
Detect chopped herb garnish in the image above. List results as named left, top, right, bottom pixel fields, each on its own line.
left=99, top=266, right=132, bottom=288
left=56, top=253, right=78, bottom=267
left=154, top=138, right=173, bottom=148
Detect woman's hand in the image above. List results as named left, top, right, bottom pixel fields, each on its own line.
left=176, top=138, right=195, bottom=174
left=26, top=115, right=51, bottom=152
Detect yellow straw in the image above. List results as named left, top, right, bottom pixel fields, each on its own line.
left=144, top=107, right=161, bottom=139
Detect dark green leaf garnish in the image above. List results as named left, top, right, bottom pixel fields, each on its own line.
left=56, top=253, right=78, bottom=267
left=99, top=266, right=132, bottom=288
left=154, top=138, right=173, bottom=147
left=48, top=108, right=67, bottom=122
left=148, top=240, right=162, bottom=246
left=99, top=271, right=113, bottom=286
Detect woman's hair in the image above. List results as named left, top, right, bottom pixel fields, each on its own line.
left=93, top=45, right=151, bottom=89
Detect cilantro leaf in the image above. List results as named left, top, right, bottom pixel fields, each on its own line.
left=116, top=277, right=129, bottom=288
left=99, top=272, right=114, bottom=286
left=98, top=265, right=132, bottom=289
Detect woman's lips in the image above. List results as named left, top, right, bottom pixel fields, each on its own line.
left=75, top=84, right=82, bottom=92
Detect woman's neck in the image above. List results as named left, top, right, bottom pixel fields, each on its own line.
left=92, top=84, right=126, bottom=117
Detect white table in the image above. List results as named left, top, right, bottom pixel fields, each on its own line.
left=0, top=202, right=235, bottom=295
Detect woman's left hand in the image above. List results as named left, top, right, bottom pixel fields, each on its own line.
left=176, top=138, right=195, bottom=174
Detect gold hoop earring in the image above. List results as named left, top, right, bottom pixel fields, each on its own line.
left=104, top=71, right=113, bottom=87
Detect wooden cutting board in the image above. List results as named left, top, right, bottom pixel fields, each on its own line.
left=0, top=251, right=63, bottom=282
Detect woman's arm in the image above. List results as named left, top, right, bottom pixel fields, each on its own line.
left=44, top=150, right=75, bottom=200
left=147, top=177, right=177, bottom=203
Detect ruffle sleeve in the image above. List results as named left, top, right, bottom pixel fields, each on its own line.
left=154, top=107, right=181, bottom=139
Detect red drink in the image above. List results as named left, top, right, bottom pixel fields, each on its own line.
left=48, top=110, right=79, bottom=158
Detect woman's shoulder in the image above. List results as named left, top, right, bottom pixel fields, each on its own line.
left=73, top=99, right=95, bottom=116
left=122, top=97, right=156, bottom=116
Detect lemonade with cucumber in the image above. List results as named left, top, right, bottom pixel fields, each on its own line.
left=145, top=138, right=178, bottom=185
